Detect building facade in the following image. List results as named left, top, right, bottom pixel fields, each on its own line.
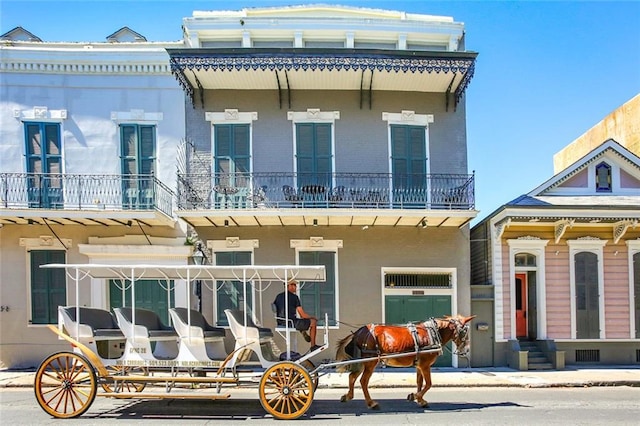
left=471, top=138, right=640, bottom=368
left=0, top=5, right=477, bottom=369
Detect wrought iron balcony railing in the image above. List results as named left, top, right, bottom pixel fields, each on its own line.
left=0, top=173, right=174, bottom=217
left=177, top=172, right=474, bottom=210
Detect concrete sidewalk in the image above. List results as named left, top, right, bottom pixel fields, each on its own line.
left=2, top=365, right=639, bottom=389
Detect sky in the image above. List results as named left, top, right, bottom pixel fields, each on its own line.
left=1, top=0, right=639, bottom=224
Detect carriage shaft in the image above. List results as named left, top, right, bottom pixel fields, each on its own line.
left=315, top=346, right=443, bottom=372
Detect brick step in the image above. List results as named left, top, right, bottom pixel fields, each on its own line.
left=528, top=362, right=553, bottom=370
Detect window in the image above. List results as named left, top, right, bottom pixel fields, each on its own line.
left=215, top=251, right=252, bottom=326
left=575, top=252, right=600, bottom=339
left=120, top=124, right=156, bottom=209
left=298, top=251, right=336, bottom=326
left=30, top=250, right=66, bottom=324
left=391, top=125, right=426, bottom=187
left=24, top=122, right=63, bottom=208
left=296, top=123, right=333, bottom=188
left=214, top=124, right=251, bottom=207
left=595, top=162, right=612, bottom=192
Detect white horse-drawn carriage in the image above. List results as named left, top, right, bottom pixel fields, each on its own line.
left=34, top=263, right=328, bottom=420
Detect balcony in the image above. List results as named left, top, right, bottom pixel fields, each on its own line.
left=0, top=173, right=175, bottom=226
left=177, top=172, right=477, bottom=228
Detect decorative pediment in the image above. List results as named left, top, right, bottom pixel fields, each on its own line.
left=106, top=27, right=147, bottom=43
left=0, top=26, right=41, bottom=42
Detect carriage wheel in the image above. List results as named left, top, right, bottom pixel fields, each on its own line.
left=300, top=359, right=319, bottom=391
left=100, top=365, right=148, bottom=393
left=34, top=352, right=97, bottom=419
left=259, top=361, right=314, bottom=420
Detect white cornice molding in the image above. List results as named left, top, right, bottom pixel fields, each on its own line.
left=288, top=109, right=340, bottom=122
left=206, top=110, right=258, bottom=124
left=290, top=237, right=343, bottom=250
left=208, top=238, right=259, bottom=251
left=382, top=110, right=434, bottom=125
left=111, top=109, right=163, bottom=122
left=20, top=236, right=72, bottom=249
left=14, top=106, right=67, bottom=121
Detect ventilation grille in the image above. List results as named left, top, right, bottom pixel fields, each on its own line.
left=575, top=349, right=600, bottom=363
left=385, top=273, right=451, bottom=289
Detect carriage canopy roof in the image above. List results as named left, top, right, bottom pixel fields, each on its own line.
left=42, top=264, right=326, bottom=283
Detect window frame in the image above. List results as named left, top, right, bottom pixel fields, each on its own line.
left=25, top=247, right=68, bottom=326
left=291, top=238, right=342, bottom=329
left=626, top=240, right=640, bottom=339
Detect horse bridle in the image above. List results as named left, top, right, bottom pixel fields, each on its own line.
left=450, top=319, right=471, bottom=357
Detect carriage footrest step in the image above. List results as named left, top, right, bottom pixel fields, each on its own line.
left=101, top=392, right=232, bottom=400
left=109, top=375, right=238, bottom=384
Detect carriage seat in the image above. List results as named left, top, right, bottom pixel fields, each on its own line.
left=169, top=308, right=226, bottom=339
left=225, top=309, right=273, bottom=339
left=59, top=306, right=124, bottom=340
left=114, top=307, right=178, bottom=340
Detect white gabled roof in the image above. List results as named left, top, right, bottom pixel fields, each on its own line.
left=528, top=139, right=640, bottom=197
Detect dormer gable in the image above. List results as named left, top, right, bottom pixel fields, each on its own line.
left=0, top=26, right=42, bottom=42
left=106, top=27, right=147, bottom=43
left=530, top=139, right=640, bottom=197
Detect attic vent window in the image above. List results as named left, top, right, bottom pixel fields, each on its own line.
left=595, top=162, right=612, bottom=192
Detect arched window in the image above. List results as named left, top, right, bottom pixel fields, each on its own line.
left=514, top=253, right=536, bottom=267
left=595, top=162, right=612, bottom=192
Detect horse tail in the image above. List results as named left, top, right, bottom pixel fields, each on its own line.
left=335, top=329, right=364, bottom=374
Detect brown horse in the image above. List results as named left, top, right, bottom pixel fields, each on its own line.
left=335, top=314, right=475, bottom=409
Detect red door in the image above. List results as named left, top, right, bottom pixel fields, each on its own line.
left=515, top=273, right=527, bottom=338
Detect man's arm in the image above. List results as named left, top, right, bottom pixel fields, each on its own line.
left=296, top=305, right=316, bottom=320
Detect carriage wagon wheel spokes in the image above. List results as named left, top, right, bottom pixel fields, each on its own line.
left=34, top=352, right=97, bottom=419
left=259, top=361, right=314, bottom=420
left=101, top=365, right=148, bottom=393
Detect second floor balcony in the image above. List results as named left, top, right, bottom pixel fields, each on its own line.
left=0, top=173, right=174, bottom=227
left=177, top=172, right=477, bottom=228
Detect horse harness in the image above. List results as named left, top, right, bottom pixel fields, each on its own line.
left=363, top=319, right=443, bottom=362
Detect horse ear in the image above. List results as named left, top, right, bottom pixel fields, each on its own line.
left=462, top=315, right=477, bottom=325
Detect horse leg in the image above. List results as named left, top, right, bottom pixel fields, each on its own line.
left=408, top=368, right=424, bottom=402
left=413, top=359, right=433, bottom=408
left=359, top=361, right=380, bottom=410
left=340, top=369, right=360, bottom=403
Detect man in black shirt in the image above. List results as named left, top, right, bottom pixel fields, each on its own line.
left=273, top=280, right=319, bottom=351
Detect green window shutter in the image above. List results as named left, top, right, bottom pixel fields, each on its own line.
left=575, top=252, right=600, bottom=339
left=215, top=251, right=252, bottom=326
left=299, top=251, right=336, bottom=326
left=30, top=250, right=66, bottom=324
left=391, top=125, right=426, bottom=189
left=214, top=124, right=250, bottom=182
left=296, top=123, right=333, bottom=187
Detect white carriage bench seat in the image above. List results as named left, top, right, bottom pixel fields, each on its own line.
left=114, top=307, right=178, bottom=339
left=59, top=306, right=124, bottom=340
left=169, top=308, right=227, bottom=360
left=170, top=308, right=226, bottom=338
left=114, top=307, right=179, bottom=360
left=225, top=309, right=273, bottom=338
left=224, top=309, right=278, bottom=367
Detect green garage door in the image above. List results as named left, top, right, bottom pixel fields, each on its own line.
left=385, top=295, right=452, bottom=366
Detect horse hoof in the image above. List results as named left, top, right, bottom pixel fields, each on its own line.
left=369, top=403, right=380, bottom=410
left=340, top=395, right=350, bottom=403
left=418, top=400, right=429, bottom=408
left=407, top=392, right=415, bottom=401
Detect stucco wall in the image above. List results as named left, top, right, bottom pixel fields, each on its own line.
left=185, top=89, right=468, bottom=175
left=0, top=70, right=185, bottom=191
left=553, top=94, right=640, bottom=173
